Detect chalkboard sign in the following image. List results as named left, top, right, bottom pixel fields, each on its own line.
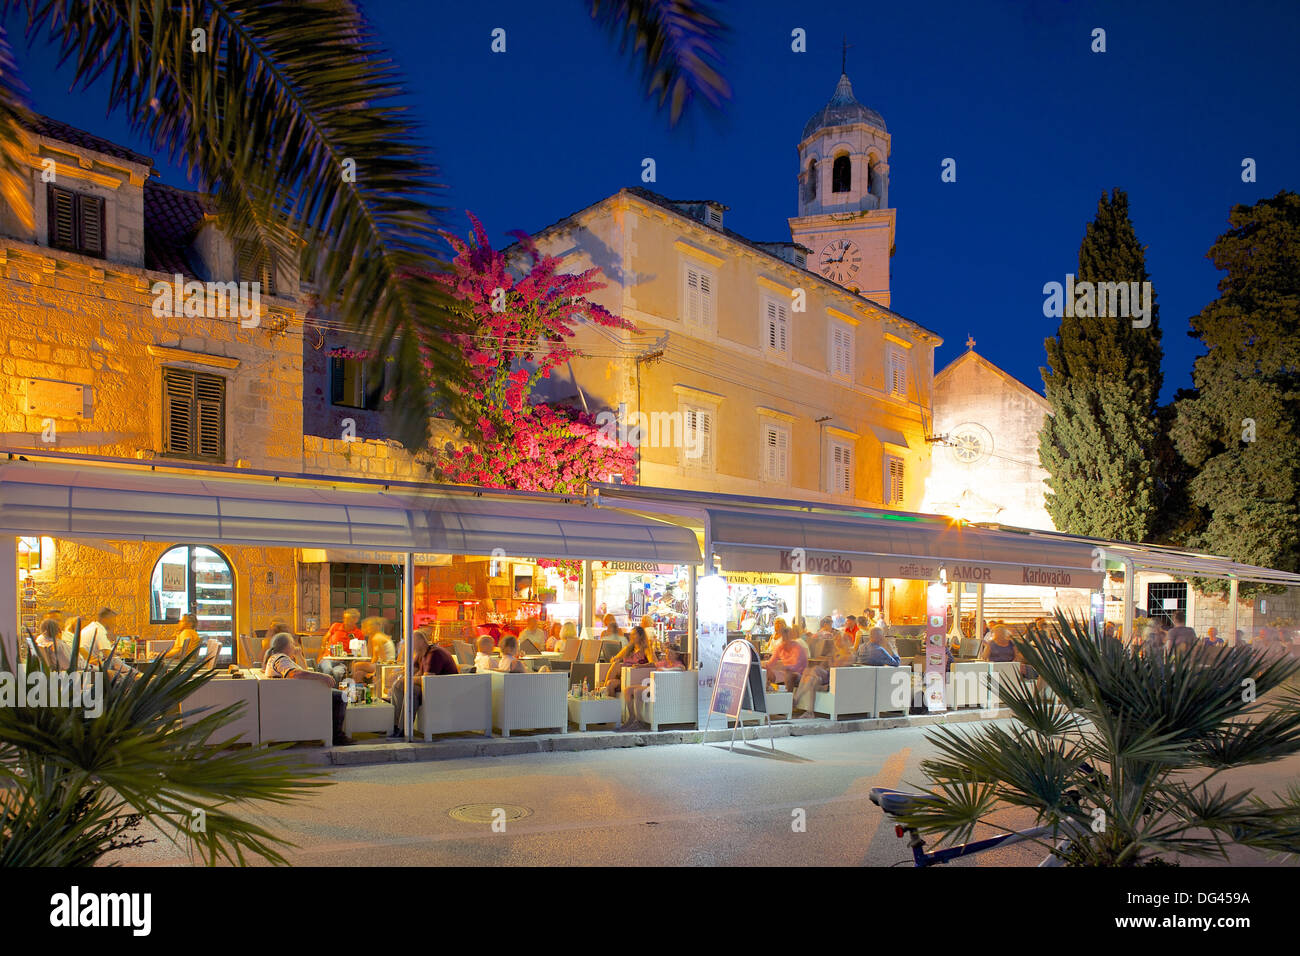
left=709, top=639, right=767, bottom=719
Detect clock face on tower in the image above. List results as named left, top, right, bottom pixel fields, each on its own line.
left=819, top=238, right=862, bottom=284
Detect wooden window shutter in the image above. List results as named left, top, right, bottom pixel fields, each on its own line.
left=162, top=369, right=195, bottom=455
left=162, top=368, right=225, bottom=460
left=237, top=243, right=276, bottom=297
left=330, top=357, right=346, bottom=404
left=76, top=194, right=105, bottom=256
left=195, top=373, right=225, bottom=459
left=47, top=185, right=77, bottom=250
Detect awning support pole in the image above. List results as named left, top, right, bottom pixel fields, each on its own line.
left=795, top=573, right=803, bottom=629
left=581, top=560, right=593, bottom=636
left=1121, top=557, right=1135, bottom=645
left=687, top=564, right=698, bottom=667
left=403, top=551, right=414, bottom=741
left=1229, top=577, right=1239, bottom=647
left=1, top=537, right=16, bottom=674
left=975, top=582, right=985, bottom=640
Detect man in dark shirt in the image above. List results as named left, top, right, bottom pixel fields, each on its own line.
left=388, top=630, right=458, bottom=737
left=1166, top=611, right=1198, bottom=653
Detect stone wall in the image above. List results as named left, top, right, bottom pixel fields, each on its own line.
left=0, top=241, right=305, bottom=469
left=21, top=538, right=296, bottom=644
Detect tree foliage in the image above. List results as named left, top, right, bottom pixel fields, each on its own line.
left=1039, top=189, right=1164, bottom=541
left=1, top=644, right=326, bottom=866
left=898, top=615, right=1300, bottom=866
left=424, top=214, right=637, bottom=493
left=1170, top=191, right=1300, bottom=593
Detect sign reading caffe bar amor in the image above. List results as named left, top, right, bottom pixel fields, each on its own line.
left=753, top=549, right=1103, bottom=589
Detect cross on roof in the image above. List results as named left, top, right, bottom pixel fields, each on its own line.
left=842, top=36, right=852, bottom=74
left=966, top=334, right=976, bottom=350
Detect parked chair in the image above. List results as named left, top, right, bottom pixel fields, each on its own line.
left=237, top=633, right=262, bottom=669
left=577, top=639, right=602, bottom=663
left=299, top=634, right=323, bottom=665
left=598, top=640, right=621, bottom=662
left=639, top=670, right=698, bottom=731
left=450, top=640, right=475, bottom=668
left=417, top=673, right=492, bottom=739
left=202, top=637, right=223, bottom=670
left=490, top=671, right=568, bottom=736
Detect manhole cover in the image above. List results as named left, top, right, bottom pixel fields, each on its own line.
left=447, top=803, right=532, bottom=823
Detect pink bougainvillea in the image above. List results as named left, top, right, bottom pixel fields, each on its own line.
left=421, top=213, right=637, bottom=494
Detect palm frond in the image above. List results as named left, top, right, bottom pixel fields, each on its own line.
left=588, top=0, right=730, bottom=125
left=1, top=641, right=327, bottom=866
left=13, top=0, right=472, bottom=448
left=0, top=24, right=33, bottom=228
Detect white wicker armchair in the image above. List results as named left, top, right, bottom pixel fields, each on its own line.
left=640, top=669, right=698, bottom=731
left=417, top=673, right=492, bottom=740
left=180, top=674, right=260, bottom=746
left=253, top=670, right=332, bottom=745
left=490, top=671, right=568, bottom=737
left=812, top=666, right=876, bottom=720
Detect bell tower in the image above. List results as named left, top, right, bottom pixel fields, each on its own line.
left=789, top=56, right=895, bottom=304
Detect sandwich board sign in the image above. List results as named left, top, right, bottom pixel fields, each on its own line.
left=704, top=638, right=774, bottom=752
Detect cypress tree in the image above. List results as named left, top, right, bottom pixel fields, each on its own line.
left=1170, top=191, right=1300, bottom=590
left=1038, top=188, right=1164, bottom=541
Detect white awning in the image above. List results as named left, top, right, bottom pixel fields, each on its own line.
left=706, top=508, right=1104, bottom=588
left=591, top=485, right=1104, bottom=588
left=0, top=459, right=701, bottom=565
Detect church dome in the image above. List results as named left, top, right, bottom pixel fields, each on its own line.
left=801, top=73, right=886, bottom=139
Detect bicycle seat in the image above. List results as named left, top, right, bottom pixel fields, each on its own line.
left=870, top=787, right=928, bottom=816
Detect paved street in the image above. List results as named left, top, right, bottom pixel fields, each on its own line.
left=112, top=722, right=1300, bottom=867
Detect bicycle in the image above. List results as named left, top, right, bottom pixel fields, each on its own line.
left=870, top=787, right=1087, bottom=867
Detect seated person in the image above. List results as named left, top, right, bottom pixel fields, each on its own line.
left=162, top=613, right=202, bottom=662
left=495, top=635, right=527, bottom=674
left=551, top=621, right=577, bottom=653
left=473, top=609, right=503, bottom=646
left=764, top=629, right=807, bottom=693
left=599, top=626, right=654, bottom=697
left=601, top=613, right=627, bottom=648
left=856, top=628, right=901, bottom=667
left=260, top=617, right=291, bottom=661
left=317, top=610, right=358, bottom=681
left=518, top=616, right=547, bottom=655
left=35, top=618, right=75, bottom=670
left=794, top=634, right=856, bottom=717
left=351, top=617, right=396, bottom=686
left=473, top=634, right=497, bottom=673
left=979, top=626, right=1019, bottom=663
left=263, top=632, right=349, bottom=746
left=843, top=614, right=861, bottom=646
left=388, top=630, right=458, bottom=737
left=79, top=607, right=138, bottom=681
left=618, top=645, right=685, bottom=731
left=1202, top=626, right=1224, bottom=647
left=323, top=609, right=363, bottom=653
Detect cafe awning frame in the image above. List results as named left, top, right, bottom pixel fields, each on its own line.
left=591, top=483, right=1106, bottom=589
left=0, top=454, right=702, bottom=565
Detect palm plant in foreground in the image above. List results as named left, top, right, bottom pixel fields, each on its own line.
left=1, top=642, right=326, bottom=866
left=897, top=614, right=1300, bottom=865
left=0, top=0, right=729, bottom=450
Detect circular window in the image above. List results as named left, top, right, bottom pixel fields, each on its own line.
left=948, top=423, right=993, bottom=466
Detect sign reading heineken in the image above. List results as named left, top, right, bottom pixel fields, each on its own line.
left=599, top=560, right=676, bottom=574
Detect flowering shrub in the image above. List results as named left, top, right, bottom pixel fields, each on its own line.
left=423, top=213, right=637, bottom=493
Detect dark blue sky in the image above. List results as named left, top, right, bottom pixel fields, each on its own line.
left=10, top=0, right=1297, bottom=403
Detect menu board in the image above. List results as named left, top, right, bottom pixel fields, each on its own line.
left=709, top=639, right=766, bottom=719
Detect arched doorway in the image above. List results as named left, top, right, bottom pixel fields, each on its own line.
left=150, top=545, right=235, bottom=663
